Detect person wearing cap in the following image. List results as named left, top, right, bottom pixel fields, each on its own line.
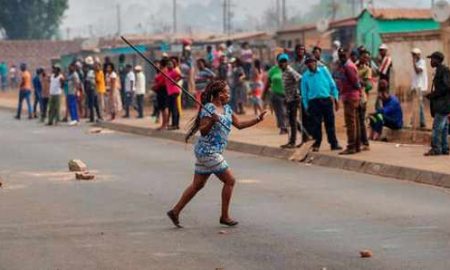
left=134, top=65, right=146, bottom=119
left=263, top=53, right=288, bottom=135
left=15, top=63, right=33, bottom=120
left=66, top=62, right=80, bottom=126
left=47, top=65, right=64, bottom=126
left=377, top=44, right=393, bottom=85
left=84, top=57, right=102, bottom=122
left=278, top=53, right=301, bottom=149
left=301, top=54, right=342, bottom=152
left=409, top=48, right=428, bottom=129
left=332, top=40, right=341, bottom=64
left=335, top=48, right=363, bottom=155
left=424, top=51, right=450, bottom=156
left=122, top=64, right=136, bottom=118
left=32, top=68, right=43, bottom=119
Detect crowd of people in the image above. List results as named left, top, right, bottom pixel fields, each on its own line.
left=10, top=39, right=450, bottom=157
left=14, top=56, right=147, bottom=126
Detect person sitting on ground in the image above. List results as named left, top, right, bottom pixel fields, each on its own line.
left=368, top=80, right=403, bottom=141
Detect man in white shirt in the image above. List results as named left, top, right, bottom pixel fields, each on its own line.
left=410, top=48, right=428, bottom=129
left=134, top=65, right=146, bottom=118
left=123, top=64, right=135, bottom=118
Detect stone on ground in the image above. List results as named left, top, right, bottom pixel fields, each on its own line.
left=68, top=159, right=88, bottom=172
left=75, top=172, right=95, bottom=181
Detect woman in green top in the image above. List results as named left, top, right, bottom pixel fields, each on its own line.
left=263, top=54, right=288, bottom=134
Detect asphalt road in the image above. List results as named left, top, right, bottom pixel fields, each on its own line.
left=1, top=111, right=450, bottom=270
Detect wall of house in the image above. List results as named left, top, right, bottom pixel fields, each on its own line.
left=0, top=40, right=83, bottom=72
left=383, top=33, right=442, bottom=99
left=276, top=30, right=332, bottom=51
left=357, top=11, right=382, bottom=56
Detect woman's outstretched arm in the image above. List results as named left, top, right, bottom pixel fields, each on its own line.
left=232, top=111, right=267, bottom=130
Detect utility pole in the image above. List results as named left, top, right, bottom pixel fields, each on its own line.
left=276, top=0, right=281, bottom=28
left=173, top=0, right=177, bottom=33
left=330, top=0, right=338, bottom=21
left=350, top=0, right=356, bottom=17
left=116, top=4, right=122, bottom=36
left=223, top=0, right=227, bottom=33
left=225, top=0, right=233, bottom=35
left=281, top=0, right=287, bottom=27
left=66, top=27, right=71, bottom=40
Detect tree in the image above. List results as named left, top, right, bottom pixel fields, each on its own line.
left=0, top=0, right=68, bottom=40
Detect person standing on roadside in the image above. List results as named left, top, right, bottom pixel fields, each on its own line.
left=134, top=65, right=146, bottom=119
left=410, top=48, right=428, bottom=129
left=166, top=60, right=182, bottom=130
left=335, top=48, right=363, bottom=155
left=15, top=63, right=33, bottom=120
left=356, top=50, right=373, bottom=151
left=47, top=65, right=64, bottom=126
left=66, top=63, right=80, bottom=126
left=105, top=63, right=122, bottom=121
left=279, top=55, right=301, bottom=149
left=40, top=69, right=50, bottom=122
left=32, top=68, right=43, bottom=119
left=263, top=54, right=288, bottom=135
left=94, top=61, right=106, bottom=116
left=424, top=51, right=450, bottom=156
left=123, top=64, right=136, bottom=118
left=301, top=55, right=342, bottom=152
left=84, top=57, right=102, bottom=122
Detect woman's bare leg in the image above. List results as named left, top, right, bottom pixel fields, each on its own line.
left=171, top=173, right=210, bottom=216
left=216, top=169, right=236, bottom=222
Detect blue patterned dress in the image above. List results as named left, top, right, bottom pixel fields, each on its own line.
left=194, top=103, right=233, bottom=175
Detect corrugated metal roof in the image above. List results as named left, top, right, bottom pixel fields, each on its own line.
left=276, top=17, right=357, bottom=35
left=368, top=8, right=433, bottom=20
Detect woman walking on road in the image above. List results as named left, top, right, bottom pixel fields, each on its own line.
left=167, top=80, right=267, bottom=228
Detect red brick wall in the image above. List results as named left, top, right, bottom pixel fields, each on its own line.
left=0, top=40, right=83, bottom=71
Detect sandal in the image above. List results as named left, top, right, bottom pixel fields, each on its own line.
left=167, top=210, right=183, bottom=228
left=220, top=218, right=239, bottom=227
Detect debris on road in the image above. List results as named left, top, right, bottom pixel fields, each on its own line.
left=218, top=230, right=228, bottom=235
left=68, top=159, right=88, bottom=172
left=88, top=128, right=115, bottom=135
left=75, top=172, right=95, bottom=181
left=360, top=250, right=373, bottom=258
left=0, top=180, right=3, bottom=188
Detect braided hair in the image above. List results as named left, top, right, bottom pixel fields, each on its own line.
left=185, top=79, right=227, bottom=142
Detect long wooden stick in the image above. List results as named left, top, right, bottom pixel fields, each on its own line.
left=120, top=36, right=230, bottom=131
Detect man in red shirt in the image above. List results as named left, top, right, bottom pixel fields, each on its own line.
left=335, top=48, right=363, bottom=155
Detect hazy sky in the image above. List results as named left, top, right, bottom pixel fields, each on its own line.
left=61, top=0, right=432, bottom=39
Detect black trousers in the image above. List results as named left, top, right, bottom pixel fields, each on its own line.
left=86, top=90, right=101, bottom=122
left=41, top=97, right=49, bottom=120
left=168, top=93, right=180, bottom=127
left=136, top=94, right=144, bottom=118
left=286, top=100, right=299, bottom=144
left=308, top=98, right=339, bottom=148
